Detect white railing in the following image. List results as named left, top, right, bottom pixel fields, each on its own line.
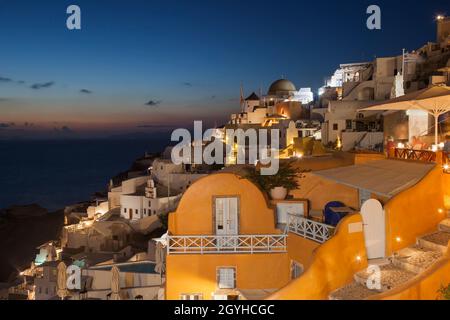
left=167, top=234, right=287, bottom=255
left=287, top=214, right=335, bottom=244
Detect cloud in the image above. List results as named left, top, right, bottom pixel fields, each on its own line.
left=30, top=81, right=54, bottom=90
left=145, top=100, right=162, bottom=107
left=80, top=89, right=93, bottom=94
left=61, top=126, right=72, bottom=133
left=0, top=76, right=13, bottom=82
left=182, top=82, right=193, bottom=87
left=136, top=124, right=173, bottom=128
left=53, top=125, right=73, bottom=134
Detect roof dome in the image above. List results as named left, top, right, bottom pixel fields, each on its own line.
left=268, top=79, right=297, bottom=95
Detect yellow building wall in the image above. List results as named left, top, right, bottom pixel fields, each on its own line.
left=354, top=152, right=386, bottom=164
left=384, top=167, right=447, bottom=255
left=290, top=173, right=360, bottom=211
left=287, top=233, right=321, bottom=269
left=166, top=173, right=290, bottom=300
left=267, top=214, right=368, bottom=300
left=166, top=253, right=290, bottom=300
left=169, top=173, right=279, bottom=235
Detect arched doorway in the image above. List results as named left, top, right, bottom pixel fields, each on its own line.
left=361, top=199, right=385, bottom=259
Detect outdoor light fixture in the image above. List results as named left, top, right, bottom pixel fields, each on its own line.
left=438, top=208, right=444, bottom=214
left=443, top=164, right=450, bottom=171
left=395, top=236, right=402, bottom=243
left=356, top=255, right=362, bottom=262
left=436, top=15, right=445, bottom=21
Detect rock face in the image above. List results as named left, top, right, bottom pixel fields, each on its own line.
left=0, top=205, right=64, bottom=282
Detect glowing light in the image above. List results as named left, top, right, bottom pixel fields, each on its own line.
left=438, top=208, right=444, bottom=214
left=395, top=236, right=402, bottom=243
left=336, top=136, right=342, bottom=149
left=443, top=164, right=449, bottom=171
left=431, top=145, right=438, bottom=152
left=356, top=255, right=362, bottom=262
left=295, top=152, right=304, bottom=159
left=397, top=143, right=405, bottom=149
left=436, top=15, right=445, bottom=21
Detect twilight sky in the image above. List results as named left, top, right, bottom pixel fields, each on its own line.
left=0, top=0, right=449, bottom=139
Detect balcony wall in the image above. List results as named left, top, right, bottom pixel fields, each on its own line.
left=267, top=214, right=367, bottom=300
left=384, top=166, right=447, bottom=255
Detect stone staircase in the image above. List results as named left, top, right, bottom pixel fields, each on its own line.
left=329, top=218, right=450, bottom=300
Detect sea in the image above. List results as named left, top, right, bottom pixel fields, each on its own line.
left=0, top=138, right=170, bottom=211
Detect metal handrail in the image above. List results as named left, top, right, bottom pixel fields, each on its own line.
left=287, top=214, right=335, bottom=244
left=167, top=234, right=287, bottom=255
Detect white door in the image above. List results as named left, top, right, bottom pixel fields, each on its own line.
left=361, top=199, right=385, bottom=259
left=215, top=197, right=238, bottom=247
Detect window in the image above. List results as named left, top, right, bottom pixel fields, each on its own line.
left=180, top=294, right=203, bottom=300
left=345, top=120, right=352, bottom=130
left=333, top=123, right=338, bottom=131
left=143, top=209, right=147, bottom=215
left=217, top=267, right=236, bottom=289
left=123, top=208, right=126, bottom=213
left=148, top=201, right=151, bottom=207
left=135, top=209, right=138, bottom=214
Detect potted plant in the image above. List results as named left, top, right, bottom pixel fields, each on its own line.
left=244, top=161, right=306, bottom=200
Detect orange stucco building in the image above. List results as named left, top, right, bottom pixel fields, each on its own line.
left=166, top=173, right=291, bottom=300
left=165, top=151, right=450, bottom=300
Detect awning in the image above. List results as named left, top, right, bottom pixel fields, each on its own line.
left=313, top=159, right=435, bottom=198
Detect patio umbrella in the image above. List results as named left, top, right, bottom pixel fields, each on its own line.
left=56, top=262, right=69, bottom=300
left=359, top=85, right=450, bottom=146
left=110, top=266, right=121, bottom=300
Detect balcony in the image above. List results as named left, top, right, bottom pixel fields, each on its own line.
left=391, top=148, right=437, bottom=162
left=167, top=234, right=287, bottom=255
left=287, top=214, right=335, bottom=244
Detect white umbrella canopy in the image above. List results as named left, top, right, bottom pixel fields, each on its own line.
left=110, top=266, right=121, bottom=300
left=56, top=262, right=69, bottom=300
left=359, top=85, right=450, bottom=145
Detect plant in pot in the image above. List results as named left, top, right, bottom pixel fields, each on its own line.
left=244, top=161, right=307, bottom=200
